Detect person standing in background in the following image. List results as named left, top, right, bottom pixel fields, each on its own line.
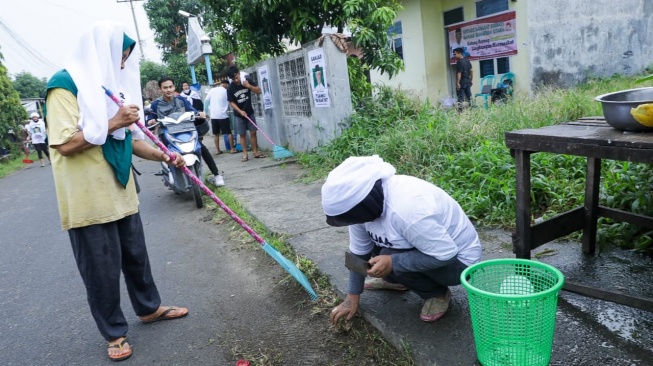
left=226, top=65, right=266, bottom=162
left=205, top=79, right=236, bottom=155
left=26, top=112, right=50, bottom=166
left=454, top=48, right=473, bottom=110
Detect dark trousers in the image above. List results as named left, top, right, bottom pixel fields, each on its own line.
left=68, top=212, right=161, bottom=341
left=457, top=85, right=472, bottom=104
left=34, top=143, right=49, bottom=159
left=199, top=140, right=219, bottom=176
left=376, top=247, right=468, bottom=299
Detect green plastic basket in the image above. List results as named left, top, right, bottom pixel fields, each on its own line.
left=460, top=259, right=564, bottom=366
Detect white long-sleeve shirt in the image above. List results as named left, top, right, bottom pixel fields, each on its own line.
left=348, top=175, right=482, bottom=266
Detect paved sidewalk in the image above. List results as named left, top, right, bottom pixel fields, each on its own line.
left=202, top=138, right=653, bottom=365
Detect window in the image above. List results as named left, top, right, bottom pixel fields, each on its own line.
left=278, top=55, right=312, bottom=118
left=443, top=7, right=464, bottom=26
left=479, top=60, right=495, bottom=78
left=497, top=57, right=510, bottom=74
left=476, top=0, right=509, bottom=18
left=479, top=57, right=511, bottom=78
left=387, top=21, right=403, bottom=59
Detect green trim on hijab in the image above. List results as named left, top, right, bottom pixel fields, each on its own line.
left=43, top=69, right=78, bottom=118
left=123, top=33, right=136, bottom=56
left=46, top=70, right=78, bottom=97
left=103, top=130, right=133, bottom=188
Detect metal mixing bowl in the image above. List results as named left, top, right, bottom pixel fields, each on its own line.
left=595, top=87, right=653, bottom=132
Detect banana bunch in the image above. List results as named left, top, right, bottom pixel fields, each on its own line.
left=630, top=103, right=653, bottom=127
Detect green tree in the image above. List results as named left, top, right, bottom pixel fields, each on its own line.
left=143, top=0, right=213, bottom=62
left=0, top=55, right=28, bottom=152
left=144, top=0, right=233, bottom=84
left=11, top=71, right=47, bottom=99
left=140, top=60, right=168, bottom=88
left=201, top=0, right=404, bottom=77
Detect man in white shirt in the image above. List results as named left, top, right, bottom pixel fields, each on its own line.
left=204, top=79, right=236, bottom=154
left=322, top=156, right=482, bottom=323
left=26, top=112, right=50, bottom=167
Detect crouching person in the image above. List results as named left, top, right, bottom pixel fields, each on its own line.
left=321, top=155, right=482, bottom=323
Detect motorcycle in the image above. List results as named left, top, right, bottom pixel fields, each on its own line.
left=148, top=110, right=205, bottom=208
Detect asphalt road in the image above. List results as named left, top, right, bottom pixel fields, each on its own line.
left=0, top=159, right=243, bottom=365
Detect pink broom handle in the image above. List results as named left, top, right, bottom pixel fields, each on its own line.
left=243, top=114, right=277, bottom=146
left=102, top=86, right=268, bottom=246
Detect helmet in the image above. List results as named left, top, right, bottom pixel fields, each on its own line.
left=30, top=112, right=40, bottom=119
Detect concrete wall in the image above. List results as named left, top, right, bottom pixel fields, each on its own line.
left=243, top=36, right=352, bottom=152
left=528, top=0, right=653, bottom=87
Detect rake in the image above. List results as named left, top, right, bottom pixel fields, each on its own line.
left=243, top=115, right=294, bottom=160
left=103, top=86, right=317, bottom=301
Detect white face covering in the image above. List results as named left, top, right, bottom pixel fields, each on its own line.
left=63, top=21, right=145, bottom=144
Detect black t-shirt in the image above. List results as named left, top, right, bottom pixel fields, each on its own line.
left=227, top=82, right=254, bottom=115
left=456, top=58, right=472, bottom=86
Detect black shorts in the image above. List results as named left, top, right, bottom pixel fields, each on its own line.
left=211, top=118, right=231, bottom=135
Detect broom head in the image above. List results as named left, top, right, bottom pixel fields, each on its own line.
left=262, top=243, right=318, bottom=300
left=272, top=145, right=294, bottom=160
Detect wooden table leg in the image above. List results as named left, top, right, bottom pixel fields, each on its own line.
left=514, top=150, right=532, bottom=259
left=582, top=157, right=601, bottom=254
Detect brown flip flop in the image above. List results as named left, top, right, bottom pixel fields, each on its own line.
left=140, top=306, right=188, bottom=324
left=107, top=338, right=132, bottom=361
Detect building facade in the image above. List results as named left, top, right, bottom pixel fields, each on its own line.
left=371, top=0, right=653, bottom=105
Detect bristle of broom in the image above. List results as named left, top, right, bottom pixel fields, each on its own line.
left=273, top=145, right=294, bottom=160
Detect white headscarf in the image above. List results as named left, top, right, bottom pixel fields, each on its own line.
left=321, top=155, right=396, bottom=216
left=62, top=21, right=144, bottom=144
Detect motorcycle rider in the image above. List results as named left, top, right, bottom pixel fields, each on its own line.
left=147, top=76, right=225, bottom=187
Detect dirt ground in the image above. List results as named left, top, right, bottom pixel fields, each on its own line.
left=201, top=207, right=412, bottom=366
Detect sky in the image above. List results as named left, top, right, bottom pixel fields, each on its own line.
left=0, top=0, right=162, bottom=80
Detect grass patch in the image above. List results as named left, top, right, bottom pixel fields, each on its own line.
left=298, top=75, right=653, bottom=256
left=203, top=185, right=415, bottom=365
left=0, top=152, right=37, bottom=178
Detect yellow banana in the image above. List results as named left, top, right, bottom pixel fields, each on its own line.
left=630, top=103, right=653, bottom=127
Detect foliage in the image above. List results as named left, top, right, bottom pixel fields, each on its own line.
left=298, top=74, right=653, bottom=255
left=0, top=62, right=27, bottom=151
left=140, top=60, right=168, bottom=90
left=347, top=56, right=372, bottom=106
left=143, top=0, right=210, bottom=62
left=11, top=72, right=47, bottom=99
left=143, top=0, right=234, bottom=84
left=201, top=0, right=405, bottom=76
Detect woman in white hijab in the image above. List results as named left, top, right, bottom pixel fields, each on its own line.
left=45, top=22, right=188, bottom=362
left=322, top=156, right=482, bottom=324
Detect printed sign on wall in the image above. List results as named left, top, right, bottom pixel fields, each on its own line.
left=257, top=65, right=273, bottom=110
left=307, top=48, right=330, bottom=108
left=448, top=11, right=517, bottom=64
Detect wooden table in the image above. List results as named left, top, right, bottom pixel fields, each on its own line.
left=505, top=117, right=653, bottom=312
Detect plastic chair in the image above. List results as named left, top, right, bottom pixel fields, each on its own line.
left=474, top=75, right=496, bottom=109
left=497, top=72, right=515, bottom=97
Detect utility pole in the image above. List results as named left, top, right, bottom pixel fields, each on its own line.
left=117, top=0, right=145, bottom=61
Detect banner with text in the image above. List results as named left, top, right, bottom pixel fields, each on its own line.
left=448, top=11, right=517, bottom=65
left=257, top=65, right=273, bottom=110
left=307, top=48, right=330, bottom=108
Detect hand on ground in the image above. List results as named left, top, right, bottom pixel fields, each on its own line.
left=330, top=295, right=359, bottom=325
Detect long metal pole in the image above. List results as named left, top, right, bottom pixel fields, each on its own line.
left=128, top=0, right=145, bottom=60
